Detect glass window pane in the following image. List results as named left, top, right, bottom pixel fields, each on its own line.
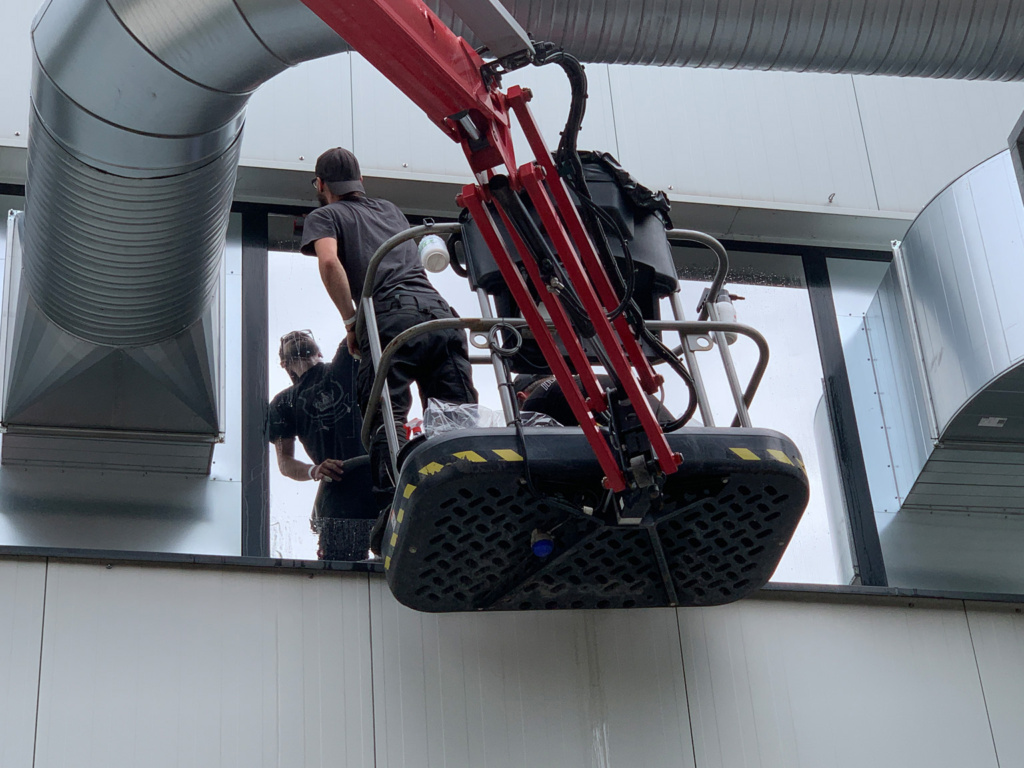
left=267, top=249, right=348, bottom=560
left=266, top=243, right=504, bottom=561
left=668, top=261, right=836, bottom=584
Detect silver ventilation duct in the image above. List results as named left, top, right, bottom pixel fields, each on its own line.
left=3, top=0, right=348, bottom=471
left=26, top=0, right=348, bottom=346
left=485, top=0, right=1024, bottom=80
left=8, top=0, right=1024, bottom=472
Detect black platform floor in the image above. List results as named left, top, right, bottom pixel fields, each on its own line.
left=381, top=427, right=809, bottom=612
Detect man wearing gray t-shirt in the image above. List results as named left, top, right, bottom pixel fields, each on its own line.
left=301, top=147, right=477, bottom=546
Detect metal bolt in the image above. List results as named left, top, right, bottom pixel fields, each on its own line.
left=402, top=162, right=409, bottom=168
left=299, top=155, right=304, bottom=161
left=14, top=131, right=20, bottom=136
left=667, top=184, right=674, bottom=190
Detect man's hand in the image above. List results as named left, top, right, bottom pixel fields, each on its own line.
left=347, top=329, right=360, bottom=358
left=310, top=458, right=345, bottom=482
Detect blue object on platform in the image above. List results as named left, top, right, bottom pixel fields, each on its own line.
left=531, top=535, right=554, bottom=558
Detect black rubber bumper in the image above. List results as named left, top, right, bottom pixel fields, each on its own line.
left=381, top=427, right=809, bottom=612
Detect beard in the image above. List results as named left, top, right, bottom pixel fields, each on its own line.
left=316, top=189, right=329, bottom=206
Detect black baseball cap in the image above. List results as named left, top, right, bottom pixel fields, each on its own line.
left=315, top=147, right=365, bottom=195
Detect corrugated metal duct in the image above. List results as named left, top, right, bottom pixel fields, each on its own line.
left=9, top=0, right=1024, bottom=471
left=484, top=0, right=1024, bottom=79
left=5, top=0, right=348, bottom=469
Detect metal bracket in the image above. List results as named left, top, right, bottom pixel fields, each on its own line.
left=443, top=0, right=534, bottom=59
left=687, top=334, right=714, bottom=352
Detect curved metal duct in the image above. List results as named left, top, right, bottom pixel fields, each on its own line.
left=27, top=0, right=348, bottom=346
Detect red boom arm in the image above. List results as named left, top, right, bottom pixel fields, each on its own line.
left=300, top=0, right=680, bottom=491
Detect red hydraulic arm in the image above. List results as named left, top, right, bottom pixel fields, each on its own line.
left=300, top=0, right=681, bottom=492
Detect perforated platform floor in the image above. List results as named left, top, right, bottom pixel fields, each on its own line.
left=381, top=427, right=809, bottom=612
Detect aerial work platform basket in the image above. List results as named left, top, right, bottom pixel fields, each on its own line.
left=355, top=216, right=811, bottom=613
left=307, top=0, right=810, bottom=612
left=381, top=427, right=808, bottom=612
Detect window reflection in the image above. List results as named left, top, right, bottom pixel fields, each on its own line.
left=267, top=250, right=357, bottom=560
left=665, top=264, right=835, bottom=584
left=270, top=226, right=841, bottom=582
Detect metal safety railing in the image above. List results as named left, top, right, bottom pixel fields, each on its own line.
left=354, top=222, right=767, bottom=473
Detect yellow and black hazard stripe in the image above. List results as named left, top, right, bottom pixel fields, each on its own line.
left=727, top=446, right=805, bottom=473
left=383, top=448, right=526, bottom=570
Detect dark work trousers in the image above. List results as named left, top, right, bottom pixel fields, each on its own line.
left=311, top=455, right=378, bottom=560
left=356, top=291, right=477, bottom=504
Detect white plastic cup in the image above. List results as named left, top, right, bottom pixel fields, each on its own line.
left=418, top=234, right=450, bottom=273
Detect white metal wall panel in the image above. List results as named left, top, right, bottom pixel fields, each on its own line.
left=0, top=0, right=32, bottom=159
left=855, top=76, right=1024, bottom=214
left=349, top=55, right=620, bottom=185
left=0, top=559, right=45, bottom=768
left=34, top=563, right=374, bottom=768
left=369, top=579, right=694, bottom=768
left=965, top=604, right=1024, bottom=768
left=608, top=68, right=879, bottom=213
left=505, top=63, right=620, bottom=162
left=679, top=597, right=998, bottom=768
left=240, top=53, right=354, bottom=173
left=349, top=54, right=473, bottom=183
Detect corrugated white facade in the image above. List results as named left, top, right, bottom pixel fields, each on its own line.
left=4, top=560, right=1024, bottom=768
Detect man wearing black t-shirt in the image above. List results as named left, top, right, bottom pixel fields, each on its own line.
left=301, top=147, right=477, bottom=538
left=268, top=330, right=377, bottom=560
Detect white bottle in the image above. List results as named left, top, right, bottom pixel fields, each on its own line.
left=418, top=234, right=450, bottom=273
left=714, top=292, right=739, bottom=345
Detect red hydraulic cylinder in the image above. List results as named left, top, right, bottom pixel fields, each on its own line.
left=460, top=185, right=626, bottom=490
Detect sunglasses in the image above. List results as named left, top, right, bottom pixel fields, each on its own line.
left=311, top=178, right=319, bottom=189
